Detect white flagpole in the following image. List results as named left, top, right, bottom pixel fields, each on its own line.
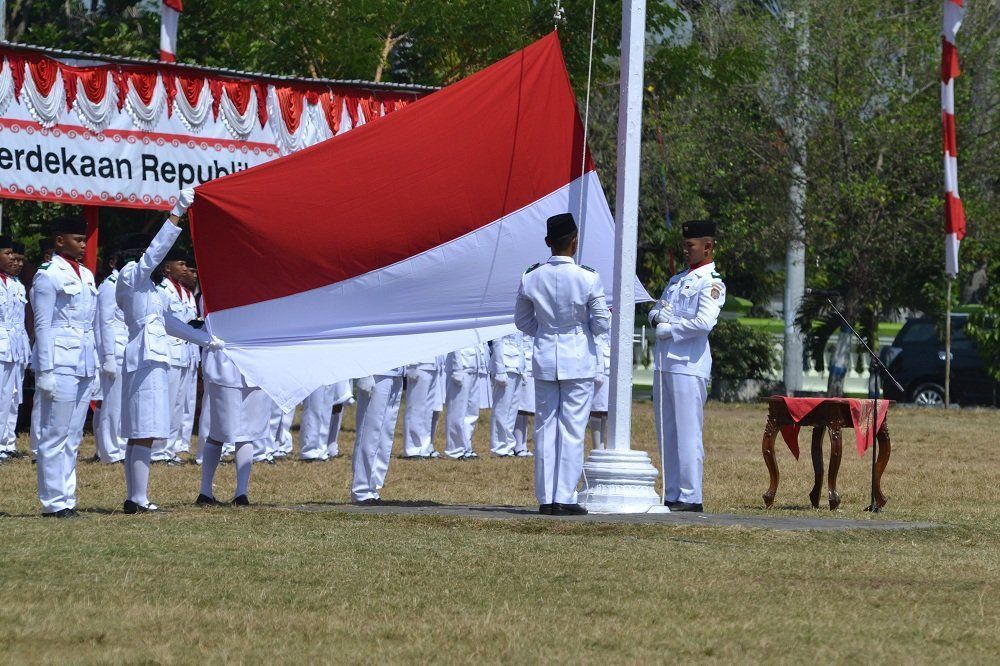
left=578, top=0, right=662, bottom=514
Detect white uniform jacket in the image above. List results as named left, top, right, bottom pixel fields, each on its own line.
left=446, top=346, right=487, bottom=378
left=11, top=278, right=31, bottom=364
left=0, top=275, right=28, bottom=364
left=95, top=270, right=128, bottom=367
left=648, top=262, right=726, bottom=379
left=514, top=255, right=611, bottom=381
left=490, top=333, right=526, bottom=377
left=31, top=255, right=99, bottom=377
left=116, top=221, right=210, bottom=373
left=159, top=278, right=195, bottom=369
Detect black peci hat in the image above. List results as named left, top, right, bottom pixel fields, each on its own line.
left=115, top=233, right=153, bottom=253
left=0, top=236, right=12, bottom=249
left=681, top=219, right=717, bottom=239
left=163, top=247, right=188, bottom=263
left=11, top=241, right=25, bottom=255
left=546, top=213, right=578, bottom=241
left=49, top=216, right=88, bottom=236
left=38, top=238, right=54, bottom=255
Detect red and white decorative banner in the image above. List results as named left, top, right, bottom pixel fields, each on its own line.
left=190, top=33, right=650, bottom=410
left=942, top=0, right=966, bottom=277
left=160, top=0, right=183, bottom=63
left=0, top=47, right=422, bottom=211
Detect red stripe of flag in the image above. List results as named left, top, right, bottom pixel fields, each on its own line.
left=164, top=0, right=184, bottom=12
left=941, top=37, right=960, bottom=81
left=941, top=111, right=957, bottom=156
left=945, top=192, right=966, bottom=239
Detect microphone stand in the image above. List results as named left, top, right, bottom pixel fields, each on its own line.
left=824, top=298, right=903, bottom=513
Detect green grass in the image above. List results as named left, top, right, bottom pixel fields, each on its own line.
left=736, top=317, right=904, bottom=339
left=1, top=402, right=998, bottom=662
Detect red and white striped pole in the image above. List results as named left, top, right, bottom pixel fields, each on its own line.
left=941, top=0, right=965, bottom=278
left=159, top=0, right=184, bottom=63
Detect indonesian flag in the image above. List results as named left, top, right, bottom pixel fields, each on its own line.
left=942, top=0, right=966, bottom=276
left=160, top=1, right=183, bottom=63
left=189, top=33, right=649, bottom=411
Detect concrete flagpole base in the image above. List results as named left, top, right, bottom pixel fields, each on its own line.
left=578, top=449, right=665, bottom=514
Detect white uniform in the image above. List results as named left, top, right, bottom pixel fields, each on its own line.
left=648, top=261, right=726, bottom=505
left=93, top=270, right=127, bottom=463
left=444, top=346, right=487, bottom=458
left=0, top=274, right=28, bottom=457
left=267, top=400, right=294, bottom=458
left=403, top=356, right=442, bottom=457
left=300, top=381, right=351, bottom=460
left=515, top=255, right=610, bottom=505
left=155, top=277, right=193, bottom=460
left=30, top=253, right=99, bottom=514
left=489, top=334, right=525, bottom=456
left=117, top=222, right=209, bottom=440
left=351, top=369, right=403, bottom=502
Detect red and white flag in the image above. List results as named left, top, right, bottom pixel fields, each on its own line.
left=189, top=33, right=648, bottom=410
left=942, top=0, right=966, bottom=277
left=159, top=1, right=183, bottom=63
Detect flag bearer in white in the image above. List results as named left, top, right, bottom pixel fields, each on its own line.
left=176, top=258, right=201, bottom=458
left=444, top=346, right=486, bottom=459
left=267, top=400, right=294, bottom=460
left=588, top=332, right=612, bottom=451
left=94, top=249, right=131, bottom=464
left=489, top=333, right=525, bottom=457
left=300, top=381, right=351, bottom=461
left=648, top=219, right=725, bottom=513
left=513, top=333, right=535, bottom=457
left=156, top=250, right=195, bottom=464
left=403, top=356, right=441, bottom=459
left=351, top=369, right=404, bottom=504
left=326, top=383, right=352, bottom=457
left=515, top=213, right=611, bottom=516
left=30, top=216, right=100, bottom=518
left=117, top=190, right=222, bottom=514
left=0, top=237, right=22, bottom=461
left=1, top=242, right=30, bottom=460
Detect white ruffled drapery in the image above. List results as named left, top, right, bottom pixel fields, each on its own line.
left=124, top=74, right=167, bottom=131
left=266, top=87, right=334, bottom=155
left=172, top=78, right=212, bottom=133
left=71, top=71, right=118, bottom=134
left=219, top=86, right=258, bottom=140
left=21, top=62, right=65, bottom=128
left=0, top=58, right=13, bottom=118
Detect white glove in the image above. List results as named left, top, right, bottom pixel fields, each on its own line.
left=356, top=376, right=375, bottom=393
left=655, top=323, right=673, bottom=340
left=171, top=187, right=196, bottom=217
left=207, top=336, right=226, bottom=351
left=35, top=371, right=58, bottom=398
left=494, top=372, right=508, bottom=386
left=101, top=357, right=118, bottom=377
left=655, top=301, right=673, bottom=324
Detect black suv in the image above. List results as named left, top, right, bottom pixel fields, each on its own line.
left=881, top=315, right=998, bottom=407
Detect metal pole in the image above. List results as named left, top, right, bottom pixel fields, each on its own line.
left=606, top=0, right=646, bottom=452
left=945, top=276, right=953, bottom=408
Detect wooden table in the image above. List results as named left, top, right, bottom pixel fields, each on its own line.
left=760, top=397, right=892, bottom=511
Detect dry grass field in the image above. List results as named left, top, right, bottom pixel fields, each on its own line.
left=1, top=400, right=998, bottom=663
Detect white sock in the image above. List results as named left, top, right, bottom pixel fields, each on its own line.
left=123, top=443, right=134, bottom=500
left=234, top=441, right=253, bottom=498
left=514, top=414, right=528, bottom=452
left=327, top=410, right=343, bottom=456
left=589, top=416, right=604, bottom=450
left=200, top=440, right=223, bottom=497
left=129, top=445, right=152, bottom=506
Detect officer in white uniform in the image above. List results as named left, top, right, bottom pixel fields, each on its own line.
left=118, top=194, right=221, bottom=514
left=300, top=381, right=351, bottom=461
left=512, top=333, right=534, bottom=457
left=0, top=236, right=22, bottom=461
left=93, top=249, right=131, bottom=464
left=351, top=369, right=404, bottom=504
left=588, top=331, right=611, bottom=451
left=156, top=250, right=194, bottom=463
left=266, top=400, right=295, bottom=460
left=444, top=345, right=486, bottom=459
left=1, top=241, right=30, bottom=460
left=489, top=333, right=526, bottom=457
left=403, top=356, right=443, bottom=459
left=648, top=219, right=725, bottom=512
left=178, top=258, right=201, bottom=457
left=30, top=216, right=100, bottom=518
left=515, top=213, right=610, bottom=516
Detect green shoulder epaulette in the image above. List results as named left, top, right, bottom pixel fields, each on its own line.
left=525, top=263, right=541, bottom=274
left=39, top=262, right=51, bottom=270
left=711, top=271, right=723, bottom=279
left=580, top=264, right=596, bottom=273
left=156, top=283, right=166, bottom=289
left=107, top=276, right=117, bottom=283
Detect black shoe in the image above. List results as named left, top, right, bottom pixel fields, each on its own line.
left=64, top=508, right=84, bottom=519
left=123, top=500, right=159, bottom=514
left=42, top=510, right=61, bottom=518
left=552, top=503, right=588, bottom=516
left=669, top=502, right=703, bottom=512
left=538, top=504, right=554, bottom=515
left=353, top=498, right=382, bottom=506
left=231, top=495, right=250, bottom=506
left=195, top=493, right=220, bottom=506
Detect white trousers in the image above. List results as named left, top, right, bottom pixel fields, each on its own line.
left=653, top=371, right=707, bottom=504
left=444, top=373, right=478, bottom=458
left=34, top=373, right=95, bottom=513
left=403, top=368, right=436, bottom=457
left=351, top=375, right=403, bottom=501
left=172, top=364, right=197, bottom=454
left=0, top=360, right=18, bottom=453
left=1, top=360, right=25, bottom=453
left=94, top=368, right=126, bottom=463
left=490, top=373, right=523, bottom=455
left=534, top=378, right=593, bottom=505
left=151, top=364, right=183, bottom=459
left=269, top=400, right=294, bottom=456
left=300, top=384, right=338, bottom=460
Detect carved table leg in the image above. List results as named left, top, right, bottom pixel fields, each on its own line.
left=761, top=415, right=780, bottom=508
left=809, top=426, right=825, bottom=508
left=827, top=420, right=843, bottom=511
left=873, top=420, right=891, bottom=509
